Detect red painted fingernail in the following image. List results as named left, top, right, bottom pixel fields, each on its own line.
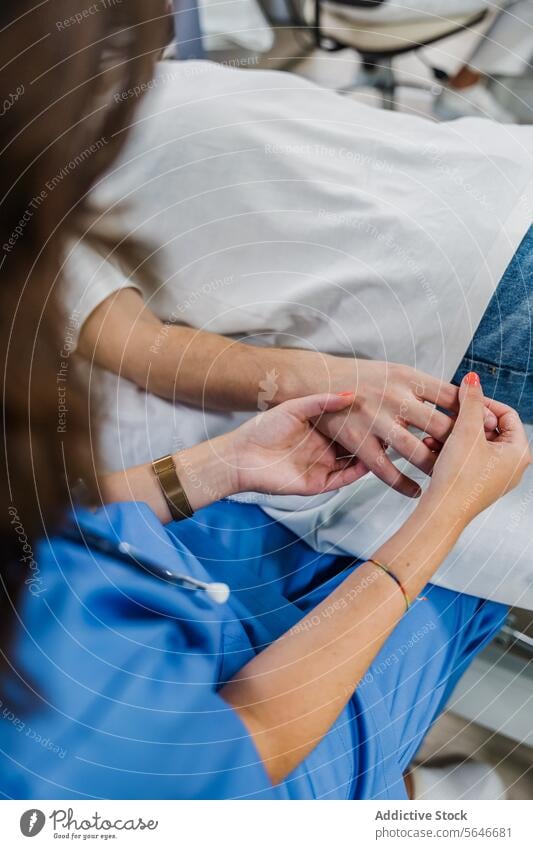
left=464, top=372, right=480, bottom=386
left=338, top=391, right=355, bottom=397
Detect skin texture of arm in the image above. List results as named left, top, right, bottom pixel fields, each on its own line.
left=102, top=374, right=530, bottom=785
left=222, top=498, right=462, bottom=785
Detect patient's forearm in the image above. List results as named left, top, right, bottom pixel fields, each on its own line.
left=77, top=289, right=333, bottom=410
left=222, top=497, right=463, bottom=786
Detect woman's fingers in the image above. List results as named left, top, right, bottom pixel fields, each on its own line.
left=424, top=397, right=527, bottom=455
left=455, top=372, right=486, bottom=437
left=423, top=436, right=442, bottom=453
left=483, top=395, right=518, bottom=421
left=291, top=392, right=355, bottom=422
left=413, top=374, right=460, bottom=412
left=483, top=406, right=499, bottom=431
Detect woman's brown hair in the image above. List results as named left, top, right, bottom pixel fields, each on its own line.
left=0, top=1, right=169, bottom=661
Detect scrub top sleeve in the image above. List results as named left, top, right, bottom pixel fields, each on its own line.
left=3, top=505, right=275, bottom=800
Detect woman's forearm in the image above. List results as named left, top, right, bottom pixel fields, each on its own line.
left=221, top=496, right=464, bottom=786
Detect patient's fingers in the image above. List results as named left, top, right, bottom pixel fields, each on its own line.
left=483, top=407, right=499, bottom=431
left=407, top=402, right=454, bottom=442
left=387, top=427, right=437, bottom=476
left=356, top=436, right=421, bottom=498
left=423, top=436, right=442, bottom=453
left=413, top=375, right=460, bottom=412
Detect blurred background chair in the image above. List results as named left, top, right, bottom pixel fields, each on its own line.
left=312, top=0, right=488, bottom=107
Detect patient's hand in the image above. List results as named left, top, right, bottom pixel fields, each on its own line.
left=229, top=393, right=368, bottom=496
left=305, top=357, right=498, bottom=498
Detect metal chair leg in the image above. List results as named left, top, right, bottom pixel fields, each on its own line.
left=379, top=56, right=396, bottom=109
left=339, top=54, right=396, bottom=108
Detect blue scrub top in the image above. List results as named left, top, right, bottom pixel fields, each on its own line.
left=0, top=500, right=506, bottom=800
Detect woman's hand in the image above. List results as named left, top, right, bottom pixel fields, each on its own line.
left=421, top=372, right=531, bottom=526
left=228, top=393, right=368, bottom=496
left=103, top=393, right=367, bottom=522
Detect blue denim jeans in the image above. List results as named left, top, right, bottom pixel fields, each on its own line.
left=453, top=225, right=533, bottom=422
